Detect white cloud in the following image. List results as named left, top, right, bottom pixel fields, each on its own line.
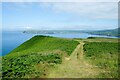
left=2, top=1, right=118, bottom=19
left=25, top=26, right=32, bottom=29
left=41, top=2, right=118, bottom=19
left=62, top=25, right=116, bottom=30
left=2, top=1, right=118, bottom=30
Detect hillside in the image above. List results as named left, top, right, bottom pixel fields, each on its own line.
left=83, top=42, right=118, bottom=77
left=2, top=35, right=79, bottom=78
left=86, top=28, right=120, bottom=37
left=2, top=36, right=119, bottom=78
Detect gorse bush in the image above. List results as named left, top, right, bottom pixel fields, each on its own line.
left=83, top=42, right=118, bottom=78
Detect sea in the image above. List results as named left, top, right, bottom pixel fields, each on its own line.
left=1, top=31, right=118, bottom=56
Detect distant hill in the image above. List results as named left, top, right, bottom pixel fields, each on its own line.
left=86, top=28, right=120, bottom=37
left=23, top=30, right=85, bottom=34
left=23, top=28, right=120, bottom=37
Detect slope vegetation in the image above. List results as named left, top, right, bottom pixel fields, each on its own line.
left=2, top=36, right=119, bottom=78
left=47, top=42, right=104, bottom=78
left=83, top=42, right=119, bottom=78
left=2, top=35, right=79, bottom=78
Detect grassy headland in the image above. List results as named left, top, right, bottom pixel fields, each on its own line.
left=2, top=36, right=119, bottom=78
left=2, top=35, right=79, bottom=78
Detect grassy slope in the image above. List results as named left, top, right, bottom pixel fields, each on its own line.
left=83, top=38, right=119, bottom=78
left=2, top=35, right=79, bottom=78
left=6, top=35, right=79, bottom=57
left=47, top=42, right=104, bottom=78
left=2, top=36, right=119, bottom=78
left=45, top=37, right=119, bottom=78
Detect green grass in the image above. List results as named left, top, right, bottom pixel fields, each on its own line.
left=2, top=35, right=119, bottom=78
left=8, top=35, right=79, bottom=57
left=2, top=52, right=62, bottom=78
left=83, top=42, right=119, bottom=78
left=2, top=35, right=79, bottom=78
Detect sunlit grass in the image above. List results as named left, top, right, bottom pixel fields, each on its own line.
left=83, top=42, right=118, bottom=78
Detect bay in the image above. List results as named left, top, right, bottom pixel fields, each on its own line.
left=2, top=31, right=118, bottom=56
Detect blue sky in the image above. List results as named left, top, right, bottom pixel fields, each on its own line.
left=2, top=2, right=118, bottom=31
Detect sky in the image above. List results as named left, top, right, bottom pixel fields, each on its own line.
left=2, top=1, right=118, bottom=31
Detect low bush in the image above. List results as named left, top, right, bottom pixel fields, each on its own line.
left=2, top=53, right=62, bottom=78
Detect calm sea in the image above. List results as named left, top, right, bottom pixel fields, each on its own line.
left=1, top=31, right=118, bottom=56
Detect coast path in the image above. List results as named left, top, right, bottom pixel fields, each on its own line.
left=46, top=41, right=104, bottom=78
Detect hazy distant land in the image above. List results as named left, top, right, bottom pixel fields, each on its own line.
left=23, top=28, right=120, bottom=37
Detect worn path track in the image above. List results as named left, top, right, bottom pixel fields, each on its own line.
left=46, top=41, right=104, bottom=78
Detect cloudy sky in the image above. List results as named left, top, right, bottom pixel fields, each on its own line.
left=2, top=1, right=118, bottom=31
